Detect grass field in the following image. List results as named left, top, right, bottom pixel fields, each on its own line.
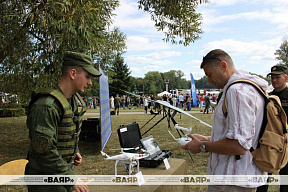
left=0, top=107, right=279, bottom=191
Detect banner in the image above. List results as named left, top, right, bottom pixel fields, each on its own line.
left=190, top=73, right=198, bottom=107
left=99, top=66, right=112, bottom=150
left=0, top=175, right=282, bottom=186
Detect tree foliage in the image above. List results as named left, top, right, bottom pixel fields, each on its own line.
left=138, top=0, right=207, bottom=46
left=275, top=40, right=288, bottom=65
left=1, top=0, right=208, bottom=104
left=143, top=71, right=163, bottom=95
left=0, top=0, right=126, bottom=103
left=109, top=54, right=131, bottom=96
left=195, top=76, right=216, bottom=89
left=129, top=70, right=191, bottom=96
left=161, top=70, right=190, bottom=90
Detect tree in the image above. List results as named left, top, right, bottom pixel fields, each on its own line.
left=195, top=76, right=216, bottom=89
left=138, top=0, right=208, bottom=46
left=1, top=0, right=208, bottom=104
left=0, top=0, right=126, bottom=103
left=161, top=70, right=189, bottom=90
left=109, top=54, right=131, bottom=96
left=133, top=77, right=145, bottom=95
left=128, top=76, right=138, bottom=94
left=275, top=40, right=288, bottom=65
left=144, top=71, right=164, bottom=95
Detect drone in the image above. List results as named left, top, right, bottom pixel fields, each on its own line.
left=100, top=148, right=149, bottom=176
left=168, top=124, right=192, bottom=146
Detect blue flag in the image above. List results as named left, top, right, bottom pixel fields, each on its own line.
left=190, top=73, right=198, bottom=107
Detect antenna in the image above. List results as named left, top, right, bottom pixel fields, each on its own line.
left=174, top=124, right=192, bottom=135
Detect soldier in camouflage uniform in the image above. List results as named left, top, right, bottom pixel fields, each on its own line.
left=257, top=64, right=288, bottom=192
left=25, top=51, right=101, bottom=192
left=114, top=94, right=121, bottom=115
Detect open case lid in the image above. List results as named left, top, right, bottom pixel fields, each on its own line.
left=140, top=135, right=162, bottom=157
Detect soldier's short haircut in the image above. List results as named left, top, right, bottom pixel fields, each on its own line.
left=61, top=66, right=84, bottom=77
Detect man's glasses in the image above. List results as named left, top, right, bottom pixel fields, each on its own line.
left=202, top=56, right=221, bottom=62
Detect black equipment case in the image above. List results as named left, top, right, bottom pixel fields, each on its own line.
left=117, top=122, right=172, bottom=168
left=117, top=122, right=142, bottom=153
left=80, top=117, right=101, bottom=142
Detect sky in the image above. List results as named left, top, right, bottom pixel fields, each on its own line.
left=111, top=0, right=288, bottom=81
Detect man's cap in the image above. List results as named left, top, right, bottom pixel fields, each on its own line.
left=267, top=64, right=288, bottom=77
left=63, top=51, right=102, bottom=77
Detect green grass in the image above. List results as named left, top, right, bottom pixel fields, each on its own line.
left=0, top=108, right=279, bottom=191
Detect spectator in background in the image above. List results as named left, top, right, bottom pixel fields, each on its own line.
left=172, top=96, right=177, bottom=107
left=212, top=93, right=217, bottom=102
left=84, top=96, right=88, bottom=107
left=186, top=96, right=192, bottom=111
left=114, top=94, right=121, bottom=115
left=148, top=95, right=151, bottom=108
left=203, top=93, right=210, bottom=114
left=110, top=96, right=114, bottom=109
left=121, top=95, right=126, bottom=110
left=87, top=97, right=92, bottom=109
left=137, top=96, right=141, bottom=107
left=143, top=95, right=149, bottom=114
left=126, top=96, right=130, bottom=109
left=150, top=95, right=155, bottom=108
left=199, top=95, right=204, bottom=112
left=178, top=94, right=184, bottom=108
left=162, top=94, right=168, bottom=102
left=92, top=96, right=97, bottom=109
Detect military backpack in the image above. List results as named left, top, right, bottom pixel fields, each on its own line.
left=223, top=79, right=288, bottom=173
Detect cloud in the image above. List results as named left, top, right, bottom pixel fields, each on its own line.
left=112, top=0, right=160, bottom=36
left=186, top=60, right=202, bottom=65
left=201, top=38, right=281, bottom=57
left=130, top=66, right=145, bottom=75
left=207, top=0, right=288, bottom=8
left=114, top=0, right=288, bottom=82
left=127, top=55, right=173, bottom=66
left=183, top=71, right=205, bottom=81
left=147, top=51, right=182, bottom=59
left=130, top=64, right=164, bottom=77
left=126, top=36, right=170, bottom=52
left=199, top=1, right=288, bottom=32
left=208, top=0, right=251, bottom=7
left=126, top=55, right=152, bottom=65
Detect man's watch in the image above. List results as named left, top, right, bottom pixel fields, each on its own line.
left=200, top=141, right=207, bottom=153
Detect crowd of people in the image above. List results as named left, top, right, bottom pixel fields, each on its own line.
left=107, top=92, right=220, bottom=115
left=83, top=96, right=100, bottom=109
left=82, top=92, right=220, bottom=116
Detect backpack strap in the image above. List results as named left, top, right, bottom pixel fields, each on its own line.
left=222, top=79, right=268, bottom=160
left=222, top=79, right=266, bottom=117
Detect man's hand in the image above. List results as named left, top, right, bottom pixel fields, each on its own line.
left=181, top=134, right=203, bottom=154
left=192, top=134, right=210, bottom=141
left=74, top=153, right=82, bottom=166
left=73, top=184, right=89, bottom=192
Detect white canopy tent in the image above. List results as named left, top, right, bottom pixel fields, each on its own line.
left=157, top=91, right=172, bottom=97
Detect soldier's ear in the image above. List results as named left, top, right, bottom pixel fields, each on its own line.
left=70, top=69, right=77, bottom=80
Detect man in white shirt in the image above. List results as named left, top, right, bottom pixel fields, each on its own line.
left=182, top=49, right=268, bottom=192
left=178, top=94, right=184, bottom=108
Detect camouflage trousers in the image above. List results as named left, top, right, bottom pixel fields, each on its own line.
left=25, top=163, right=74, bottom=192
